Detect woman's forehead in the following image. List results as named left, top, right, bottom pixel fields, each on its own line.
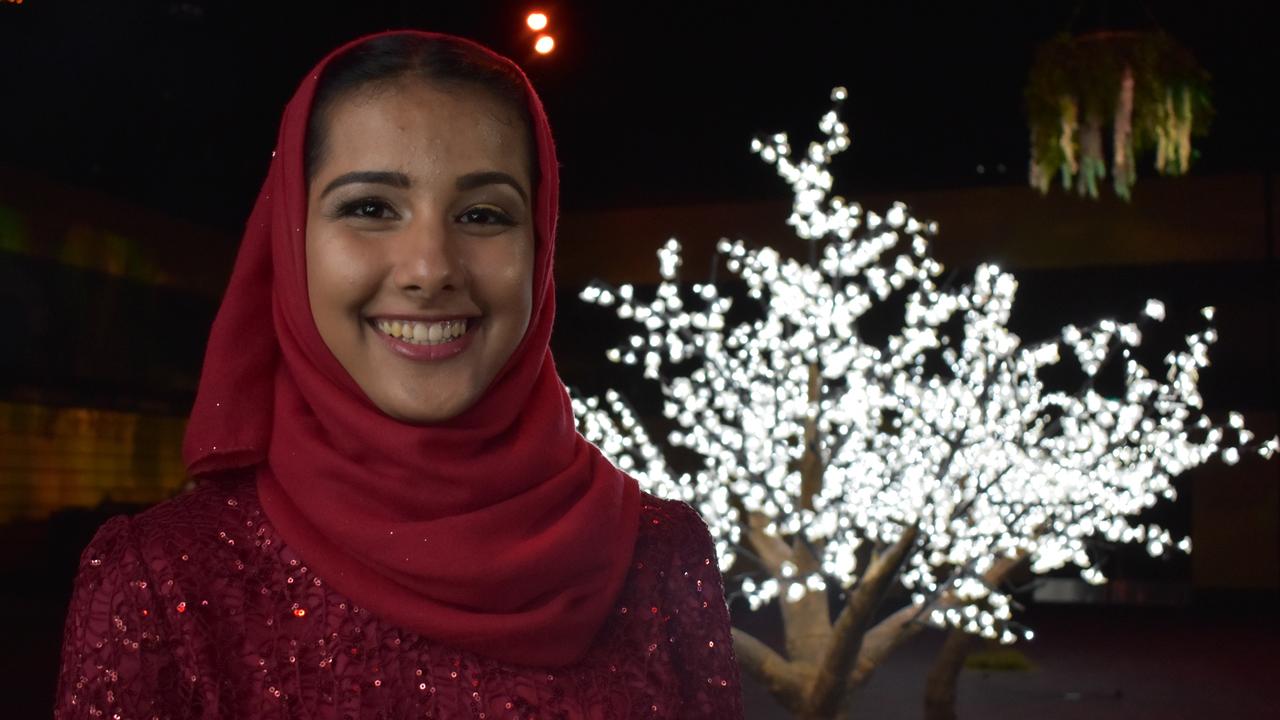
left=316, top=80, right=531, bottom=182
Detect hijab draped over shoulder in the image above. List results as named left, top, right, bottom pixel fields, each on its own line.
left=180, top=30, right=641, bottom=668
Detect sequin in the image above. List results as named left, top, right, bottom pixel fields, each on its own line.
left=53, top=477, right=744, bottom=718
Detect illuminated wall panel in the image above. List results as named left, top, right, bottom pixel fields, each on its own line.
left=0, top=401, right=188, bottom=522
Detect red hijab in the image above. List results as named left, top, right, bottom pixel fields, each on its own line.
left=181, top=30, right=641, bottom=668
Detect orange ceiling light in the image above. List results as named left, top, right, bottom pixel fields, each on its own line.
left=526, top=12, right=548, bottom=31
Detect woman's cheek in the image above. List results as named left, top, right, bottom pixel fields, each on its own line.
left=473, top=237, right=531, bottom=299
left=325, top=233, right=379, bottom=302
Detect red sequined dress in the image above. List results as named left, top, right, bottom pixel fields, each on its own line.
left=53, top=474, right=744, bottom=719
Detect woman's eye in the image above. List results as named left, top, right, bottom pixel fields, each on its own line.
left=337, top=198, right=397, bottom=220
left=457, top=206, right=515, bottom=226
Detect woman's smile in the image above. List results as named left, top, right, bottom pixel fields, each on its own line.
left=373, top=317, right=471, bottom=345
left=369, top=315, right=479, bottom=361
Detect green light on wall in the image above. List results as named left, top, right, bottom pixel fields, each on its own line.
left=0, top=204, right=31, bottom=255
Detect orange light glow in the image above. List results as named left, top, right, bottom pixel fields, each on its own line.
left=534, top=34, right=555, bottom=55
left=526, top=12, right=548, bottom=31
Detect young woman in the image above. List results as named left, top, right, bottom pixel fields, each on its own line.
left=54, top=30, right=742, bottom=719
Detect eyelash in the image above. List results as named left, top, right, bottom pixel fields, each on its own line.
left=335, top=198, right=397, bottom=220
left=333, top=198, right=515, bottom=227
left=457, top=206, right=516, bottom=226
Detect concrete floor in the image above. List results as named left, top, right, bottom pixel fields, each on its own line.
left=738, top=602, right=1279, bottom=719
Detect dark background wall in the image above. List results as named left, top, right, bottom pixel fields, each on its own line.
left=1, top=0, right=1276, bottom=715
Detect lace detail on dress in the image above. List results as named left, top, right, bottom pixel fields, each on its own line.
left=54, top=477, right=743, bottom=719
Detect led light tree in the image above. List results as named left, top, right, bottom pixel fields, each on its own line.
left=572, top=89, right=1275, bottom=720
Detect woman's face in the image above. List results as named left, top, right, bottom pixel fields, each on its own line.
left=305, top=79, right=535, bottom=424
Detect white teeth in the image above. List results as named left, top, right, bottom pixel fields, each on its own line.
left=375, top=318, right=469, bottom=345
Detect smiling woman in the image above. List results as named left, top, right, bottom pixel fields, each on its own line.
left=53, top=31, right=743, bottom=719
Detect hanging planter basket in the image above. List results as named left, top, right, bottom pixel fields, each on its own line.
left=1026, top=31, right=1212, bottom=200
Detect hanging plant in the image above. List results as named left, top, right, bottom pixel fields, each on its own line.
left=1027, top=31, right=1212, bottom=200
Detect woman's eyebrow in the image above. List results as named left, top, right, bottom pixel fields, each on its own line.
left=320, top=170, right=411, bottom=199
left=456, top=171, right=529, bottom=205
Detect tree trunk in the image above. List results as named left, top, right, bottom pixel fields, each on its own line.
left=923, top=628, right=974, bottom=720
left=734, top=364, right=936, bottom=719
left=920, top=555, right=1027, bottom=720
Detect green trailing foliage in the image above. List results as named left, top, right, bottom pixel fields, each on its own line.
left=1026, top=31, right=1212, bottom=200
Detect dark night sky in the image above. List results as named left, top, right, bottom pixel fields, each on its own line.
left=0, top=0, right=1274, bottom=236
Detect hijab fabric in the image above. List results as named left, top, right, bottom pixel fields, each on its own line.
left=181, top=30, right=641, bottom=668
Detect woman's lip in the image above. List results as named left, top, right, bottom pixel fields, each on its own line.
left=370, top=314, right=479, bottom=323
left=370, top=318, right=478, bottom=362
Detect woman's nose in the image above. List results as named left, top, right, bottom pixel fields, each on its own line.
left=391, top=220, right=462, bottom=296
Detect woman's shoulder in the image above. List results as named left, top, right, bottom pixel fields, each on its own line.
left=74, top=471, right=260, bottom=588
left=638, top=491, right=707, bottom=527
left=125, top=470, right=259, bottom=550
left=635, top=491, right=719, bottom=564
left=57, top=477, right=260, bottom=716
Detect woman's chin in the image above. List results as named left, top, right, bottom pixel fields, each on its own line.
left=376, top=392, right=476, bottom=425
